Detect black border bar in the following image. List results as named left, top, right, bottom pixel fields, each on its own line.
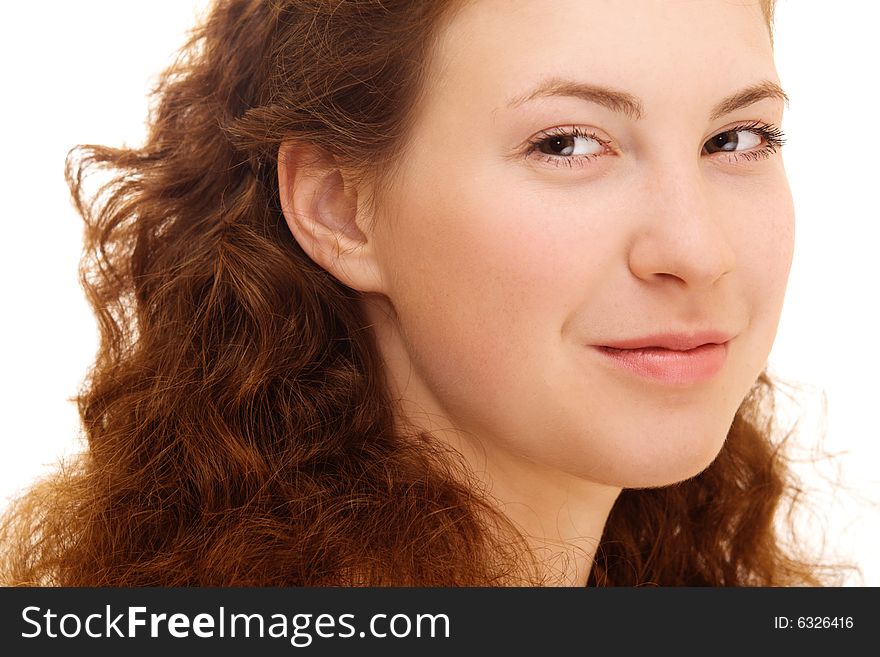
left=1, top=587, right=874, bottom=655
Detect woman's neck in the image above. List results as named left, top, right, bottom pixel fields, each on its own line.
left=445, top=427, right=621, bottom=586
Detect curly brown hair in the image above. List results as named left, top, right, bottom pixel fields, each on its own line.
left=1, top=0, right=829, bottom=586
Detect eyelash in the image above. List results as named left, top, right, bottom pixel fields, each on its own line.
left=525, top=121, right=787, bottom=168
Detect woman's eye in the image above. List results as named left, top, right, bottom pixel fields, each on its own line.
left=526, top=128, right=610, bottom=168
left=702, top=122, right=786, bottom=161
left=536, top=133, right=605, bottom=158
left=704, top=129, right=762, bottom=154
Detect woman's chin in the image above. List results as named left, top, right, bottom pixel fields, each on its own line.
left=565, top=424, right=732, bottom=490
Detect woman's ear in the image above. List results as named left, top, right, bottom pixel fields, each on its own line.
left=277, top=141, right=384, bottom=293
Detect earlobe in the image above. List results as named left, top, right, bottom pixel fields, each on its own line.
left=277, top=141, right=384, bottom=293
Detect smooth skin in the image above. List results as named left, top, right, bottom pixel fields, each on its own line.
left=279, top=0, right=794, bottom=585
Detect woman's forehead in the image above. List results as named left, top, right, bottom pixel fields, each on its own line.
left=425, top=0, right=776, bottom=116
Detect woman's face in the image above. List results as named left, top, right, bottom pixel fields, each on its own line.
left=363, top=0, right=793, bottom=488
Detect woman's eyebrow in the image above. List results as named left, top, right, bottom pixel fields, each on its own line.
left=505, top=78, right=789, bottom=120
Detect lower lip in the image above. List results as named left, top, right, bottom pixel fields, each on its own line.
left=592, top=342, right=728, bottom=386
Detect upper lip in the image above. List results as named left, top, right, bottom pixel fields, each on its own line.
left=596, top=330, right=734, bottom=352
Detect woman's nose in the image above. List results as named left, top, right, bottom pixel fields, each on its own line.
left=627, top=164, right=737, bottom=290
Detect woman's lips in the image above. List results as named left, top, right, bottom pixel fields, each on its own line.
left=592, top=342, right=729, bottom=386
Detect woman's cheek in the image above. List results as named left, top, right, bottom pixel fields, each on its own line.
left=739, top=181, right=795, bottom=317
left=384, top=217, right=547, bottom=398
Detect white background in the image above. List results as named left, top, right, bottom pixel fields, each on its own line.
left=0, top=1, right=877, bottom=584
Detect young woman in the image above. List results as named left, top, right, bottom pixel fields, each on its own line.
left=1, top=0, right=830, bottom=586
